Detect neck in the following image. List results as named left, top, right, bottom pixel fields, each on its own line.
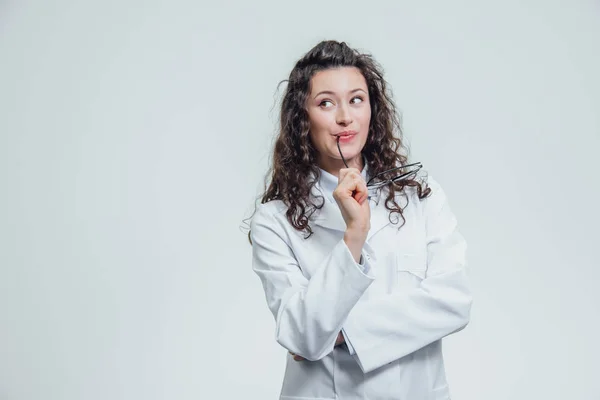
left=318, top=154, right=364, bottom=178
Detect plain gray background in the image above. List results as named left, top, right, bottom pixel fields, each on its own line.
left=1, top=1, right=599, bottom=399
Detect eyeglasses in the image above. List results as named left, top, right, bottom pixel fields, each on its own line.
left=336, top=136, right=423, bottom=192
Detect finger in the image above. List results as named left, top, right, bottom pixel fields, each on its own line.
left=340, top=171, right=365, bottom=190
left=334, top=170, right=366, bottom=201
left=352, top=178, right=369, bottom=201
left=338, top=168, right=350, bottom=184
left=355, top=190, right=367, bottom=204
left=338, top=168, right=361, bottom=184
left=355, top=192, right=366, bottom=204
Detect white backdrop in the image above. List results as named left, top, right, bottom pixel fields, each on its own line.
left=1, top=1, right=599, bottom=399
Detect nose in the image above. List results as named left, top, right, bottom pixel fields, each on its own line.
left=336, top=104, right=353, bottom=126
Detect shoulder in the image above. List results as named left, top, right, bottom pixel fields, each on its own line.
left=255, top=199, right=288, bottom=218
left=390, top=173, right=445, bottom=202
left=423, top=174, right=450, bottom=205
left=250, top=199, right=289, bottom=232
left=424, top=174, right=446, bottom=199
left=419, top=174, right=459, bottom=227
left=396, top=173, right=450, bottom=217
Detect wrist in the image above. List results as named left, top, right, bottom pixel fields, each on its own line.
left=344, top=231, right=366, bottom=263
left=344, top=228, right=367, bottom=244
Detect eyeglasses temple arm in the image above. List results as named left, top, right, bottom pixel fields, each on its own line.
left=366, top=162, right=423, bottom=186
left=336, top=136, right=349, bottom=168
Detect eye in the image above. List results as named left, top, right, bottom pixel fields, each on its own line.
left=351, top=96, right=364, bottom=104
left=319, top=100, right=334, bottom=108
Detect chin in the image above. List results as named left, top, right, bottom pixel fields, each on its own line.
left=334, top=149, right=363, bottom=165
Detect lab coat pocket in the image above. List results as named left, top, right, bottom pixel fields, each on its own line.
left=395, top=251, right=426, bottom=291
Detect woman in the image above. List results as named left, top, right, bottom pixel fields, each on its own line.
left=249, top=40, right=472, bottom=400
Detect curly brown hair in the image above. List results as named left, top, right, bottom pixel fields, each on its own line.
left=252, top=40, right=430, bottom=239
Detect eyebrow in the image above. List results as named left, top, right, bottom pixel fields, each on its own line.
left=313, top=88, right=367, bottom=99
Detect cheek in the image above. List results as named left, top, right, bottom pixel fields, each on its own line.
left=308, top=113, right=332, bottom=141
left=359, top=108, right=372, bottom=130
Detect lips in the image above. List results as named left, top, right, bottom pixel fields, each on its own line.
left=335, top=130, right=357, bottom=139
left=336, top=134, right=356, bottom=143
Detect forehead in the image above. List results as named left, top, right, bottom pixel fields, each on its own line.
left=309, top=67, right=367, bottom=94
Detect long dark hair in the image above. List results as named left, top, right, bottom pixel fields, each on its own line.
left=250, top=40, right=430, bottom=239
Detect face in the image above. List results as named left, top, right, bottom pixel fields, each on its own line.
left=306, top=67, right=371, bottom=175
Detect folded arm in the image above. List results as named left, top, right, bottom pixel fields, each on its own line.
left=342, top=178, right=473, bottom=373
left=250, top=205, right=375, bottom=361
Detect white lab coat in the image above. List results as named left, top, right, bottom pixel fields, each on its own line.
left=250, top=174, right=472, bottom=400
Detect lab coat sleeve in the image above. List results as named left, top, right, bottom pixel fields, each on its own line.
left=341, top=177, right=473, bottom=373
left=250, top=204, right=375, bottom=361
left=341, top=328, right=356, bottom=355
